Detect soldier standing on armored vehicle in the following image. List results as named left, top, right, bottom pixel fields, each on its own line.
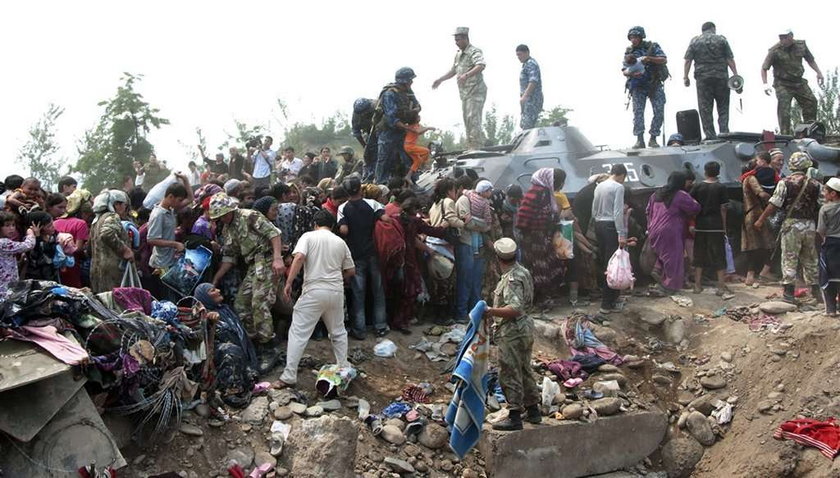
left=516, top=44, right=543, bottom=130
left=761, top=29, right=824, bottom=135
left=683, top=22, right=738, bottom=141
left=623, top=26, right=668, bottom=149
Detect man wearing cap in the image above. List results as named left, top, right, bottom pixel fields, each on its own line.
left=373, top=67, right=420, bottom=184
left=623, top=26, right=668, bottom=149
left=210, top=192, right=286, bottom=372
left=515, top=44, right=543, bottom=130
left=684, top=22, right=738, bottom=140
left=485, top=237, right=541, bottom=431
left=755, top=152, right=822, bottom=304
left=433, top=27, right=487, bottom=150
left=761, top=29, right=824, bottom=135
left=335, top=146, right=361, bottom=183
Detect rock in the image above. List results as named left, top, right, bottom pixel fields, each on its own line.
left=686, top=411, right=716, bottom=446
left=384, top=457, right=415, bottom=474
left=677, top=391, right=695, bottom=406
left=727, top=396, right=739, bottom=404
left=274, top=406, right=293, bottom=420
left=593, top=380, right=621, bottom=396
left=661, top=437, right=704, bottom=478
left=276, top=468, right=289, bottom=477
left=208, top=419, right=225, bottom=428
left=418, top=423, right=449, bottom=449
left=592, top=325, right=617, bottom=343
left=641, top=314, right=667, bottom=326
left=590, top=398, right=622, bottom=416
left=687, top=395, right=717, bottom=416
left=626, top=359, right=646, bottom=369
left=381, top=425, right=406, bottom=445
left=385, top=418, right=406, bottom=431
left=284, top=415, right=359, bottom=478
left=760, top=301, right=797, bottom=314
left=133, top=454, right=146, bottom=466
left=305, top=406, right=324, bottom=417
left=768, top=391, right=783, bottom=400
left=289, top=402, right=308, bottom=415
left=720, top=351, right=733, bottom=363
left=316, top=399, right=342, bottom=411
left=561, top=403, right=585, bottom=420
left=462, top=468, right=480, bottom=478
left=441, top=459, right=454, bottom=471
left=677, top=411, right=690, bottom=429
left=240, top=397, right=270, bottom=424
left=664, top=317, right=686, bottom=344
left=758, top=400, right=775, bottom=414
left=226, top=447, right=255, bottom=469
left=597, top=364, right=620, bottom=373
left=195, top=403, right=211, bottom=418
left=267, top=388, right=295, bottom=405
left=700, top=375, right=727, bottom=390
left=652, top=374, right=673, bottom=386
left=403, top=443, right=422, bottom=457
left=254, top=451, right=277, bottom=468
left=597, top=373, right=628, bottom=387
left=179, top=423, right=204, bottom=437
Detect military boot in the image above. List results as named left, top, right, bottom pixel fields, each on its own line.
left=632, top=136, right=645, bottom=149
left=648, top=136, right=660, bottom=148
left=492, top=410, right=523, bottom=431
left=782, top=284, right=797, bottom=304
left=525, top=404, right=542, bottom=424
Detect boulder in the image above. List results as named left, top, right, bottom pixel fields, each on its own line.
left=284, top=415, right=359, bottom=478
left=305, top=406, right=323, bottom=417
left=385, top=418, right=406, bottom=431
left=381, top=425, right=406, bottom=445
left=661, top=437, right=704, bottom=478
left=685, top=411, right=716, bottom=446
left=274, top=406, right=293, bottom=420
left=240, top=397, right=269, bottom=424
left=597, top=373, right=627, bottom=387
left=561, top=403, right=585, bottom=420
left=759, top=301, right=797, bottom=314
left=687, top=395, right=717, bottom=416
left=597, top=364, right=620, bottom=373
left=590, top=398, right=622, bottom=416
left=288, top=402, right=307, bottom=415
left=700, top=375, right=727, bottom=390
left=418, top=423, right=449, bottom=449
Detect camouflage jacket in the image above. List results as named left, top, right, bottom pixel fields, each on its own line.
left=454, top=44, right=488, bottom=99
left=684, top=31, right=734, bottom=80
left=220, top=209, right=281, bottom=265
left=762, top=40, right=814, bottom=85
left=492, top=262, right=534, bottom=318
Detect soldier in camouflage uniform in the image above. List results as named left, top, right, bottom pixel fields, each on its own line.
left=683, top=22, right=738, bottom=140
left=516, top=44, right=543, bottom=130
left=210, top=192, right=286, bottom=371
left=433, top=27, right=487, bottom=150
left=755, top=153, right=822, bottom=304
left=761, top=29, right=824, bottom=135
left=486, top=238, right=541, bottom=431
left=623, top=26, right=668, bottom=149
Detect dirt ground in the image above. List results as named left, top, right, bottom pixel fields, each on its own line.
left=116, top=278, right=840, bottom=478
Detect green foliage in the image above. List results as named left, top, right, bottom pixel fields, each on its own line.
left=74, top=73, right=169, bottom=193
left=817, top=68, right=840, bottom=135
left=483, top=104, right=515, bottom=146
left=282, top=112, right=352, bottom=153
left=17, top=103, right=67, bottom=190
left=425, top=129, right=465, bottom=153
left=221, top=120, right=266, bottom=150
left=537, top=105, right=572, bottom=127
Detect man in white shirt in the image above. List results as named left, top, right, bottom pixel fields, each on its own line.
left=591, top=163, right=628, bottom=314
left=277, top=146, right=303, bottom=183
left=251, top=136, right=276, bottom=190
left=275, top=209, right=355, bottom=388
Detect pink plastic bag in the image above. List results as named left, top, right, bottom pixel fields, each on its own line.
left=605, top=248, right=635, bottom=290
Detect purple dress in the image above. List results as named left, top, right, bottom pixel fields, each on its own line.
left=646, top=190, right=700, bottom=290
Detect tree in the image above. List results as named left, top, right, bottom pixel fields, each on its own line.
left=537, top=105, right=572, bottom=127
left=74, top=73, right=169, bottom=193
left=483, top=104, right=515, bottom=146
left=282, top=112, right=352, bottom=153
left=789, top=69, right=840, bottom=135
left=17, top=103, right=67, bottom=190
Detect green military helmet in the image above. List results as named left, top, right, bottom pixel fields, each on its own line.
left=338, top=146, right=355, bottom=158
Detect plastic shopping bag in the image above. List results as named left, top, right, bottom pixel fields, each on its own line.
left=605, top=248, right=635, bottom=290
left=724, top=236, right=736, bottom=274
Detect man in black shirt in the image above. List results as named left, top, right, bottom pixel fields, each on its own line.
left=690, top=161, right=731, bottom=297
left=337, top=176, right=390, bottom=339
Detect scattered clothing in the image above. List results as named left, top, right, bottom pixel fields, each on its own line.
left=774, top=418, right=840, bottom=460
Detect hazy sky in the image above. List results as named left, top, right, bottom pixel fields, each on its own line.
left=1, top=0, right=835, bottom=185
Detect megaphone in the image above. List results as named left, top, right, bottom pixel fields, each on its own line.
left=727, top=75, right=744, bottom=93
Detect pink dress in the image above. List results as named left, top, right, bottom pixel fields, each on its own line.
left=0, top=234, right=36, bottom=296
left=54, top=217, right=90, bottom=288
left=645, top=190, right=701, bottom=290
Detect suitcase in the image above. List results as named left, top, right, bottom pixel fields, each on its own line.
left=676, top=109, right=701, bottom=143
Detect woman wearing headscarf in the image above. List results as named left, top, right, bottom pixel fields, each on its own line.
left=515, top=168, right=566, bottom=300
left=645, top=171, right=700, bottom=295
left=253, top=196, right=279, bottom=222
left=740, top=154, right=778, bottom=286
left=426, top=178, right=464, bottom=323
left=54, top=190, right=92, bottom=287
left=90, top=189, right=133, bottom=293
left=453, top=178, right=494, bottom=322
left=195, top=282, right=258, bottom=371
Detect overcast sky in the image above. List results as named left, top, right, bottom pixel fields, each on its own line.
left=1, top=1, right=835, bottom=185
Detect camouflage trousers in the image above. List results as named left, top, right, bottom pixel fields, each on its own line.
left=520, top=95, right=543, bottom=130
left=631, top=83, right=666, bottom=137
left=775, top=79, right=817, bottom=135
left=780, top=219, right=818, bottom=286
left=696, top=77, right=730, bottom=139
left=462, top=92, right=486, bottom=149
left=496, top=316, right=540, bottom=412
left=235, top=254, right=278, bottom=344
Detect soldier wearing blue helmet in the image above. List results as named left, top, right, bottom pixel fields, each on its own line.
left=623, top=26, right=669, bottom=149
left=370, top=67, right=421, bottom=184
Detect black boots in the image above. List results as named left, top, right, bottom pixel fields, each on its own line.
left=492, top=410, right=523, bottom=431
left=525, top=404, right=542, bottom=424
left=783, top=284, right=796, bottom=304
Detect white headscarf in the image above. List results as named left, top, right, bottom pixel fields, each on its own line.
left=92, top=189, right=129, bottom=223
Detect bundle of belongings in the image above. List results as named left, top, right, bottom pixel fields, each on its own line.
left=0, top=280, right=257, bottom=439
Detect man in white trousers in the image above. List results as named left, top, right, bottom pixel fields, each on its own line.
left=274, top=209, right=355, bottom=388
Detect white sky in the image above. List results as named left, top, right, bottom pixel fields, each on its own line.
left=0, top=1, right=836, bottom=184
